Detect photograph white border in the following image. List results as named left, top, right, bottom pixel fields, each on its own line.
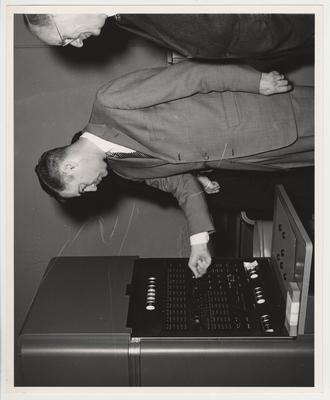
left=1, top=1, right=328, bottom=399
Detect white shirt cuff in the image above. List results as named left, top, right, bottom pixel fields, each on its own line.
left=190, top=232, right=209, bottom=246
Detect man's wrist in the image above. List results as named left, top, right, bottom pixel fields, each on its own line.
left=190, top=232, right=209, bottom=246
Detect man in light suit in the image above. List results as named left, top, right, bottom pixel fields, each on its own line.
left=35, top=61, right=314, bottom=277
left=25, top=13, right=313, bottom=60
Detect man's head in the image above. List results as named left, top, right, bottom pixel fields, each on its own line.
left=35, top=140, right=108, bottom=199
left=24, top=14, right=108, bottom=47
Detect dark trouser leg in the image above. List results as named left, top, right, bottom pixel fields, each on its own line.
left=206, top=167, right=314, bottom=219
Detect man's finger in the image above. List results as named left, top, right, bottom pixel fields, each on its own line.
left=277, top=80, right=289, bottom=87
left=189, top=260, right=201, bottom=278
left=196, top=261, right=208, bottom=277
left=198, top=259, right=208, bottom=269
left=199, top=257, right=211, bottom=269
left=277, top=85, right=292, bottom=92
left=190, top=265, right=200, bottom=278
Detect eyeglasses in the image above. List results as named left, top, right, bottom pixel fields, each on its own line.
left=51, top=15, right=74, bottom=47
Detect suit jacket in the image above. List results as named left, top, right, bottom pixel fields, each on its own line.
left=114, top=14, right=314, bottom=59
left=84, top=61, right=312, bottom=235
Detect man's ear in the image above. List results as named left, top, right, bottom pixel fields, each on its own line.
left=61, top=161, right=79, bottom=174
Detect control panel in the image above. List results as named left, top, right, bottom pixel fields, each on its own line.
left=126, top=257, right=288, bottom=338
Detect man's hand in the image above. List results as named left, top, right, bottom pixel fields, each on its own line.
left=196, top=175, right=221, bottom=194
left=188, top=243, right=212, bottom=278
left=203, top=180, right=220, bottom=194
left=259, top=71, right=292, bottom=95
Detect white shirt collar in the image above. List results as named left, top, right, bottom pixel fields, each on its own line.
left=81, top=131, right=135, bottom=153
left=81, top=132, right=113, bottom=152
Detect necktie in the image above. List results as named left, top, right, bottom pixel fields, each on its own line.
left=106, top=150, right=151, bottom=159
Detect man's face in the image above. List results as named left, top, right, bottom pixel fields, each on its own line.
left=30, top=14, right=108, bottom=47
left=59, top=156, right=108, bottom=198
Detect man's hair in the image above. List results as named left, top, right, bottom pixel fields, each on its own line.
left=24, top=14, right=53, bottom=29
left=35, top=146, right=70, bottom=198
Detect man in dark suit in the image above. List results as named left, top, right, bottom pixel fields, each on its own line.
left=35, top=61, right=314, bottom=277
left=25, top=13, right=314, bottom=60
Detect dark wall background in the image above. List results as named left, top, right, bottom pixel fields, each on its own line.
left=14, top=14, right=314, bottom=383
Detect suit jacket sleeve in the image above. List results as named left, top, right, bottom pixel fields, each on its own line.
left=96, top=60, right=261, bottom=109
left=144, top=173, right=215, bottom=235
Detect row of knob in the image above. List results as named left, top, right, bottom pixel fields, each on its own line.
left=146, top=277, right=157, bottom=310
left=254, top=286, right=266, bottom=304
left=260, top=314, right=274, bottom=333
left=244, top=262, right=268, bottom=307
